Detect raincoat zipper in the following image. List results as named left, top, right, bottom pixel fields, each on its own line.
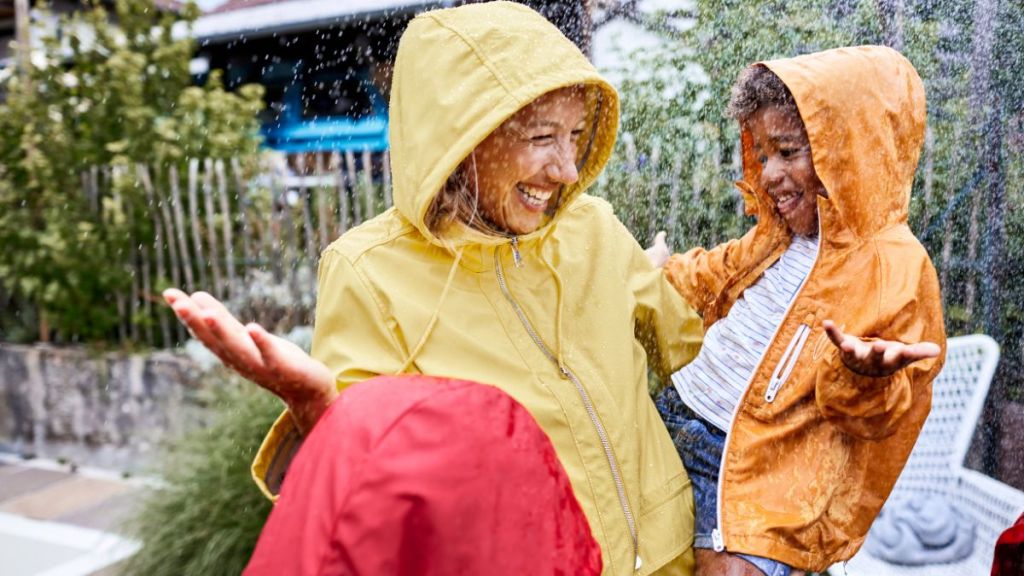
left=494, top=246, right=642, bottom=571
left=510, top=236, right=523, bottom=268
left=713, top=232, right=822, bottom=553
left=765, top=324, right=811, bottom=402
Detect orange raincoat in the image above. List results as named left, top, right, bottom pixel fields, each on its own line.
left=663, top=46, right=946, bottom=571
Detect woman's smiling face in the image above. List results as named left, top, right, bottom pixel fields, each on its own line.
left=470, top=87, right=587, bottom=235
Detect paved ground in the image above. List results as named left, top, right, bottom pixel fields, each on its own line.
left=0, top=454, right=149, bottom=576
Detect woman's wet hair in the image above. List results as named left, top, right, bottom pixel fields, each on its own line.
left=424, top=158, right=491, bottom=237
left=727, top=65, right=800, bottom=124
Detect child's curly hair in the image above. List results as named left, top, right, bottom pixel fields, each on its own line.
left=726, top=65, right=800, bottom=124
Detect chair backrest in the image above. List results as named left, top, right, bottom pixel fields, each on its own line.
left=955, top=468, right=1024, bottom=572
left=888, top=334, right=1000, bottom=500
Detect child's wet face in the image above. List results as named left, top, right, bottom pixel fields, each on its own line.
left=747, top=105, right=826, bottom=237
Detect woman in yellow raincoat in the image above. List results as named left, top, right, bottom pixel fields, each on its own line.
left=165, top=2, right=704, bottom=574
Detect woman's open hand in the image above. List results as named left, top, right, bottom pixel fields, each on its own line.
left=822, top=319, right=941, bottom=378
left=163, top=288, right=337, bottom=435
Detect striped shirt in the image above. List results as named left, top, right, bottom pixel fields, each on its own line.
left=671, top=234, right=819, bottom=432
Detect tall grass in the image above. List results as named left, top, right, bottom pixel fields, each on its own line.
left=122, top=374, right=280, bottom=576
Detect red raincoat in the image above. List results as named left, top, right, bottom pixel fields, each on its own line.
left=992, top=512, right=1024, bottom=576
left=244, top=375, right=602, bottom=575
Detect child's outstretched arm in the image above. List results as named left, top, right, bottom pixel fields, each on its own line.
left=647, top=228, right=756, bottom=315
left=631, top=228, right=704, bottom=379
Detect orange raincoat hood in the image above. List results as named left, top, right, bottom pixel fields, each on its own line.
left=756, top=46, right=926, bottom=239
left=754, top=47, right=924, bottom=237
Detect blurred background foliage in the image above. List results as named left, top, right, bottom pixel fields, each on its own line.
left=0, top=0, right=264, bottom=344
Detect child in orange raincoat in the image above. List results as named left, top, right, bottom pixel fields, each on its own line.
left=646, top=46, right=946, bottom=575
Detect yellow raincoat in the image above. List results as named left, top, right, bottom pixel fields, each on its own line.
left=664, top=46, right=947, bottom=571
left=252, top=3, right=704, bottom=574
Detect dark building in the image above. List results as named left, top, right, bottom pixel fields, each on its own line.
left=194, top=0, right=593, bottom=153
left=194, top=0, right=436, bottom=153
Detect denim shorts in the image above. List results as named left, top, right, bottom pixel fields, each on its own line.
left=656, top=385, right=794, bottom=576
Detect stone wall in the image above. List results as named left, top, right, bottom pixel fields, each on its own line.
left=0, top=343, right=204, bottom=473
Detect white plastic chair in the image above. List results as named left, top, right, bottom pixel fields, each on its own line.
left=835, top=334, right=1024, bottom=576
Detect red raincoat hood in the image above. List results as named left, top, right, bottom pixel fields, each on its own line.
left=244, top=375, right=602, bottom=576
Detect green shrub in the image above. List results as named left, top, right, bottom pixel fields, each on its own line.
left=122, top=374, right=279, bottom=576
left=0, top=0, right=264, bottom=344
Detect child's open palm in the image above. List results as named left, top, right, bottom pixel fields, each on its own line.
left=822, top=319, right=941, bottom=377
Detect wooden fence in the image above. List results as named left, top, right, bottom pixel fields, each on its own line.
left=100, top=139, right=1005, bottom=358
left=105, top=150, right=392, bottom=348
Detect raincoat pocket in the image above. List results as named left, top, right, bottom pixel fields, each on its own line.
left=637, top=471, right=695, bottom=576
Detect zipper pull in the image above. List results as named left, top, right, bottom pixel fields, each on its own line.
left=634, top=554, right=643, bottom=571
left=765, top=377, right=781, bottom=402
left=510, top=236, right=523, bottom=268
left=558, top=364, right=570, bottom=380
left=711, top=529, right=725, bottom=552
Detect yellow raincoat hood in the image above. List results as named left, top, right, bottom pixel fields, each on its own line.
left=389, top=1, right=619, bottom=246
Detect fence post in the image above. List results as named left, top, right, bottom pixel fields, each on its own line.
left=315, top=153, right=330, bottom=252
left=109, top=166, right=134, bottom=344
left=269, top=161, right=286, bottom=282
left=362, top=148, right=375, bottom=220
left=230, top=157, right=253, bottom=278
left=187, top=159, right=209, bottom=290
left=202, top=159, right=225, bottom=298
left=138, top=230, right=155, bottom=346
left=89, top=166, right=100, bottom=214
left=148, top=165, right=182, bottom=291
left=215, top=159, right=236, bottom=299
left=138, top=164, right=172, bottom=347
left=345, top=151, right=361, bottom=225
left=295, top=154, right=317, bottom=264
left=168, top=165, right=195, bottom=293
left=382, top=150, right=393, bottom=209
left=333, top=152, right=350, bottom=235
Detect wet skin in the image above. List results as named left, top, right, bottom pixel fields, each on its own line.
left=746, top=105, right=826, bottom=237
left=471, top=86, right=587, bottom=235
left=695, top=549, right=805, bottom=576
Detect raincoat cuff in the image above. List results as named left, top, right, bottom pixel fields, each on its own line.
left=251, top=409, right=304, bottom=502
left=847, top=369, right=896, bottom=391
